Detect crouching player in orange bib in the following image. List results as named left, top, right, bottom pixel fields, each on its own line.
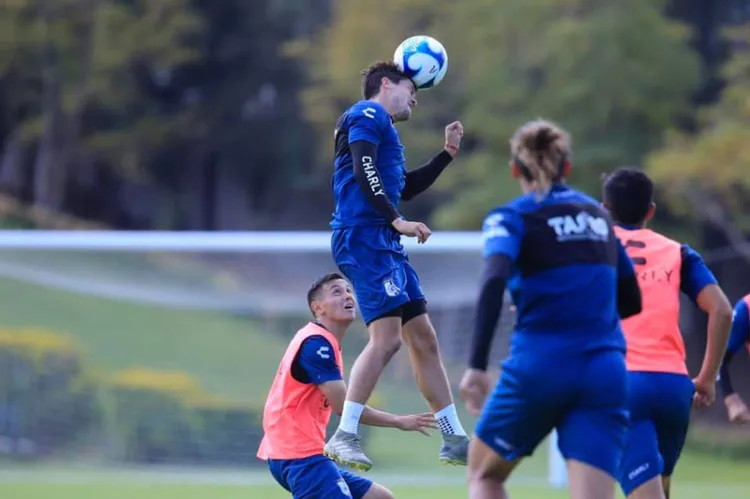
left=602, top=168, right=733, bottom=499
left=257, top=273, right=437, bottom=499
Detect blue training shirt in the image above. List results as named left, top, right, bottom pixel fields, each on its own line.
left=291, top=335, right=343, bottom=385
left=331, top=101, right=406, bottom=229
left=728, top=299, right=750, bottom=356
left=482, top=184, right=633, bottom=355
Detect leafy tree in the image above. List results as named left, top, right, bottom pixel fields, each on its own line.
left=647, top=25, right=750, bottom=242
left=0, top=0, right=203, bottom=211
left=294, top=0, right=700, bottom=229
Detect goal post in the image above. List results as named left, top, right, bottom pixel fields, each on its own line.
left=0, top=229, right=566, bottom=487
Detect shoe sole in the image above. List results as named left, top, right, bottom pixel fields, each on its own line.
left=439, top=456, right=467, bottom=466
left=325, top=450, right=373, bottom=472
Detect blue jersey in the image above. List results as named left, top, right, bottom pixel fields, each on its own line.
left=728, top=299, right=750, bottom=356
left=679, top=245, right=718, bottom=301
left=291, top=335, right=343, bottom=385
left=331, top=101, right=406, bottom=228
left=482, top=184, right=634, bottom=355
left=719, top=297, right=750, bottom=395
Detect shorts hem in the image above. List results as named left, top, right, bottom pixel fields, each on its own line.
left=475, top=430, right=529, bottom=462
left=363, top=297, right=411, bottom=326
left=620, top=467, right=661, bottom=497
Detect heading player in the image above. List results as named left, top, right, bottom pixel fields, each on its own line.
left=257, top=273, right=437, bottom=499
left=325, top=61, right=470, bottom=470
left=459, top=119, right=643, bottom=499
left=602, top=167, right=733, bottom=499
left=718, top=293, right=750, bottom=424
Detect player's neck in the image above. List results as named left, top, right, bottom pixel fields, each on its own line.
left=368, top=96, right=394, bottom=119
left=314, top=319, right=348, bottom=341
left=616, top=221, right=647, bottom=230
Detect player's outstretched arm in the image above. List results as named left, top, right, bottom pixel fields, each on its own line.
left=318, top=380, right=437, bottom=435
left=401, top=121, right=463, bottom=201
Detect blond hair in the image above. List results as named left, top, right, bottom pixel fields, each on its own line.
left=510, top=119, right=572, bottom=199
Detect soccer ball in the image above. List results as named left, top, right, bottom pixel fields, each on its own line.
left=393, top=35, right=448, bottom=90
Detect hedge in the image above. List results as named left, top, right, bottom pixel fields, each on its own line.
left=106, top=368, right=263, bottom=465
left=0, top=327, right=383, bottom=465
left=684, top=424, right=750, bottom=460
left=0, top=328, right=101, bottom=458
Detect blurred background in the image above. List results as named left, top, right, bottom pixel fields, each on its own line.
left=1, top=0, right=750, bottom=498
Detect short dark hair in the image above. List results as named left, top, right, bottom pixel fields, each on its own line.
left=361, top=61, right=411, bottom=99
left=306, top=272, right=347, bottom=315
left=602, top=167, right=654, bottom=226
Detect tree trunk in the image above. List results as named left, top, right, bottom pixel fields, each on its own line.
left=0, top=131, right=27, bottom=196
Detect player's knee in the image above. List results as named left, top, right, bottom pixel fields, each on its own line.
left=371, top=334, right=402, bottom=359
left=368, top=318, right=403, bottom=358
left=468, top=436, right=514, bottom=485
left=410, top=328, right=439, bottom=359
left=363, top=483, right=394, bottom=499
left=403, top=315, right=440, bottom=359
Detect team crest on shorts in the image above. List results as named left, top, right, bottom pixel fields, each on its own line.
left=337, top=478, right=352, bottom=496
left=383, top=279, right=401, bottom=297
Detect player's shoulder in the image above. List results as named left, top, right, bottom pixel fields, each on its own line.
left=639, top=228, right=687, bottom=251
left=299, top=334, right=336, bottom=359
left=482, top=203, right=523, bottom=234
left=678, top=241, right=707, bottom=266
left=348, top=100, right=389, bottom=122
left=735, top=294, right=750, bottom=311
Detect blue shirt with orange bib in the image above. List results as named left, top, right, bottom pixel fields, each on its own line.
left=257, top=322, right=372, bottom=499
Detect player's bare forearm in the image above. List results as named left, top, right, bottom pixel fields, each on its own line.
left=319, top=380, right=404, bottom=429
left=360, top=406, right=401, bottom=428
left=697, top=285, right=733, bottom=380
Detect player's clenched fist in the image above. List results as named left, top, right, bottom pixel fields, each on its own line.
left=392, top=218, right=432, bottom=244
left=444, top=121, right=464, bottom=157
left=692, top=375, right=716, bottom=408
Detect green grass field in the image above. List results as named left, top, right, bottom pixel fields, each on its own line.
left=2, top=259, right=750, bottom=498
left=1, top=450, right=749, bottom=498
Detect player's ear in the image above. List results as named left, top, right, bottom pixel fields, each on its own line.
left=510, top=160, right=522, bottom=179
left=309, top=298, right=323, bottom=318
left=645, top=202, right=656, bottom=222
left=561, top=160, right=572, bottom=177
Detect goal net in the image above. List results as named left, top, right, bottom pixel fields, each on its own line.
left=0, top=230, right=565, bottom=487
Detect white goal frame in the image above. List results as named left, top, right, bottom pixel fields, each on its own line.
left=0, top=229, right=567, bottom=488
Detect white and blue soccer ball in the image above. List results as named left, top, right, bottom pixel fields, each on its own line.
left=393, top=35, right=448, bottom=90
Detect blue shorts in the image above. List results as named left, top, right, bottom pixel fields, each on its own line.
left=332, top=225, right=425, bottom=325
left=618, top=371, right=694, bottom=496
left=475, top=348, right=629, bottom=479
left=267, top=454, right=373, bottom=499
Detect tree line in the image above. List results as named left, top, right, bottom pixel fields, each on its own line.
left=0, top=0, right=747, bottom=238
